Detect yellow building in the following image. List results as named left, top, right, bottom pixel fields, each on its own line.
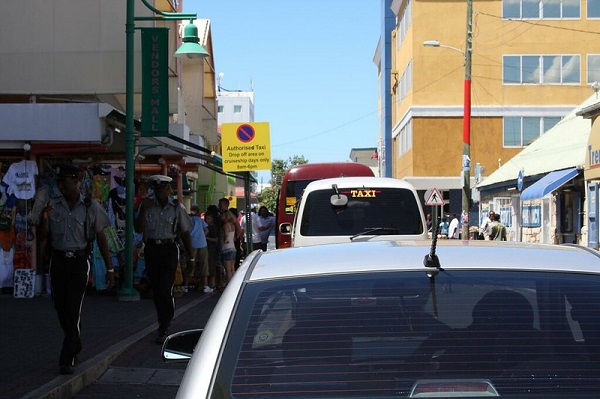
left=385, top=0, right=597, bottom=218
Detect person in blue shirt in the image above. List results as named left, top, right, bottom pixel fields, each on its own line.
left=184, top=204, right=212, bottom=293
left=438, top=215, right=450, bottom=239
left=257, top=206, right=276, bottom=251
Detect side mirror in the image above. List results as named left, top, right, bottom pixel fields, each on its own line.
left=330, top=194, right=348, bottom=207
left=162, top=329, right=203, bottom=362
left=279, top=223, right=292, bottom=235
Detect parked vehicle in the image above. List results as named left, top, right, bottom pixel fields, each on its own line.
left=163, top=240, right=600, bottom=398
left=290, top=176, right=427, bottom=246
left=276, top=162, right=374, bottom=249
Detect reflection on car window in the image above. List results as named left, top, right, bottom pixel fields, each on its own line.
left=300, top=187, right=424, bottom=236
left=221, top=271, right=600, bottom=398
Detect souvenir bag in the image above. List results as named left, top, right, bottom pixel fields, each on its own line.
left=104, top=226, right=124, bottom=255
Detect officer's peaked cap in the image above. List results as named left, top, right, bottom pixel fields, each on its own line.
left=54, top=164, right=80, bottom=179
left=147, top=174, right=172, bottom=185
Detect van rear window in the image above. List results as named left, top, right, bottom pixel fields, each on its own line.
left=299, top=187, right=424, bottom=236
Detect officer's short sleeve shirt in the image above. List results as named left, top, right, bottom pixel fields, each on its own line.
left=48, top=196, right=110, bottom=251
left=144, top=199, right=192, bottom=240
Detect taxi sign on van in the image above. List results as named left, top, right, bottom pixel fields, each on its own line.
left=348, top=189, right=380, bottom=198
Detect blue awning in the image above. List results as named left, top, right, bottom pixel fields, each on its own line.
left=520, top=167, right=579, bottom=201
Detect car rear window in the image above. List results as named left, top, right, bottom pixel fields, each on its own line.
left=299, top=187, right=424, bottom=236
left=215, top=270, right=600, bottom=398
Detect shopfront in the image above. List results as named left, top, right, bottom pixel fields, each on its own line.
left=581, top=108, right=600, bottom=249
left=0, top=102, right=232, bottom=298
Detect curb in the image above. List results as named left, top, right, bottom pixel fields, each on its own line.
left=21, top=293, right=216, bottom=399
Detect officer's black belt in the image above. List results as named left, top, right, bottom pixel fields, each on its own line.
left=146, top=238, right=175, bottom=246
left=53, top=249, right=88, bottom=258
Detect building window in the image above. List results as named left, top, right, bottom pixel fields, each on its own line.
left=394, top=60, right=413, bottom=103
left=396, top=0, right=412, bottom=50
left=503, top=0, right=580, bottom=19
left=217, top=105, right=224, bottom=113
left=397, top=119, right=413, bottom=157
left=589, top=0, right=600, bottom=17
left=588, top=55, right=600, bottom=83
left=503, top=116, right=561, bottom=147
left=503, top=54, right=580, bottom=84
left=494, top=197, right=513, bottom=227
left=234, top=105, right=242, bottom=113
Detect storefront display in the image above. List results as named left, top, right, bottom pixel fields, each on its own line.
left=0, top=158, right=135, bottom=297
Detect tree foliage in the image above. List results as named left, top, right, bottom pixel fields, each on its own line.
left=260, top=155, right=308, bottom=213
left=270, top=155, right=308, bottom=186
left=260, top=186, right=278, bottom=214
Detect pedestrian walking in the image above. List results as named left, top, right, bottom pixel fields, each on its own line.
left=185, top=204, right=212, bottom=293
left=240, top=206, right=262, bottom=253
left=219, top=209, right=238, bottom=285
left=448, top=213, right=460, bottom=239
left=490, top=213, right=508, bottom=241
left=39, top=164, right=114, bottom=375
left=438, top=215, right=450, bottom=238
left=257, top=205, right=275, bottom=251
left=134, top=175, right=193, bottom=344
left=480, top=211, right=495, bottom=240
left=204, top=210, right=223, bottom=290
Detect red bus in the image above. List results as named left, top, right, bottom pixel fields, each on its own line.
left=276, top=162, right=375, bottom=248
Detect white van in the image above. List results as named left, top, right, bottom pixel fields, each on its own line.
left=290, top=177, right=427, bottom=247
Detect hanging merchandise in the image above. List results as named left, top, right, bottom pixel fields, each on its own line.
left=92, top=241, right=109, bottom=291
left=2, top=159, right=38, bottom=200
left=0, top=206, right=15, bottom=233
left=30, top=168, right=61, bottom=225
left=0, top=184, right=7, bottom=208
left=91, top=167, right=111, bottom=202
left=13, top=268, right=35, bottom=298
left=0, top=248, right=14, bottom=288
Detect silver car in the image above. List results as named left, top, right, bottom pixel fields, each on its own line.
left=164, top=240, right=600, bottom=398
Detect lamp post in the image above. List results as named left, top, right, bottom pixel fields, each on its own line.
left=121, top=0, right=208, bottom=301
left=423, top=0, right=473, bottom=240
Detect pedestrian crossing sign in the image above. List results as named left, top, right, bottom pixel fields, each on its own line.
left=425, top=188, right=444, bottom=206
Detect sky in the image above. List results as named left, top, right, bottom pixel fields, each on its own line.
left=185, top=1, right=382, bottom=185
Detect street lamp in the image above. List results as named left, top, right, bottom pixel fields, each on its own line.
left=423, top=0, right=473, bottom=240
left=121, top=0, right=208, bottom=301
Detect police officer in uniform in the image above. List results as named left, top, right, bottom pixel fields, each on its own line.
left=134, top=174, right=193, bottom=344
left=40, top=165, right=114, bottom=375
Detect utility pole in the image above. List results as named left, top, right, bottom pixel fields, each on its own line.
left=461, top=0, right=473, bottom=240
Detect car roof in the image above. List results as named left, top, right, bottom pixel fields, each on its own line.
left=246, top=240, right=600, bottom=281
left=302, top=176, right=417, bottom=191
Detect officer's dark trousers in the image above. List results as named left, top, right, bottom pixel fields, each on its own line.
left=50, top=253, right=89, bottom=367
left=145, top=242, right=179, bottom=333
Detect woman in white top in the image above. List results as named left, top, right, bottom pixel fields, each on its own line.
left=220, top=210, right=237, bottom=283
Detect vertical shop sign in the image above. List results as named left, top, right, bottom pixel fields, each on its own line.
left=141, top=28, right=169, bottom=137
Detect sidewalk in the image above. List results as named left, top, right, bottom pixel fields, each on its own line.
left=0, top=287, right=217, bottom=399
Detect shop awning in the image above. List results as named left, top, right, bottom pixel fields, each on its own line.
left=147, top=134, right=252, bottom=181
left=104, top=108, right=254, bottom=182
left=520, top=167, right=579, bottom=201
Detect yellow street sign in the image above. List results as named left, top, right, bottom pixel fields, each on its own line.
left=221, top=122, right=271, bottom=172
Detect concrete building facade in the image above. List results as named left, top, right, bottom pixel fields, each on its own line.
left=379, top=0, right=598, bottom=223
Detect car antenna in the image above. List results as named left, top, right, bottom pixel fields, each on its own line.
left=423, top=218, right=441, bottom=271
left=424, top=215, right=442, bottom=318
left=332, top=183, right=340, bottom=198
